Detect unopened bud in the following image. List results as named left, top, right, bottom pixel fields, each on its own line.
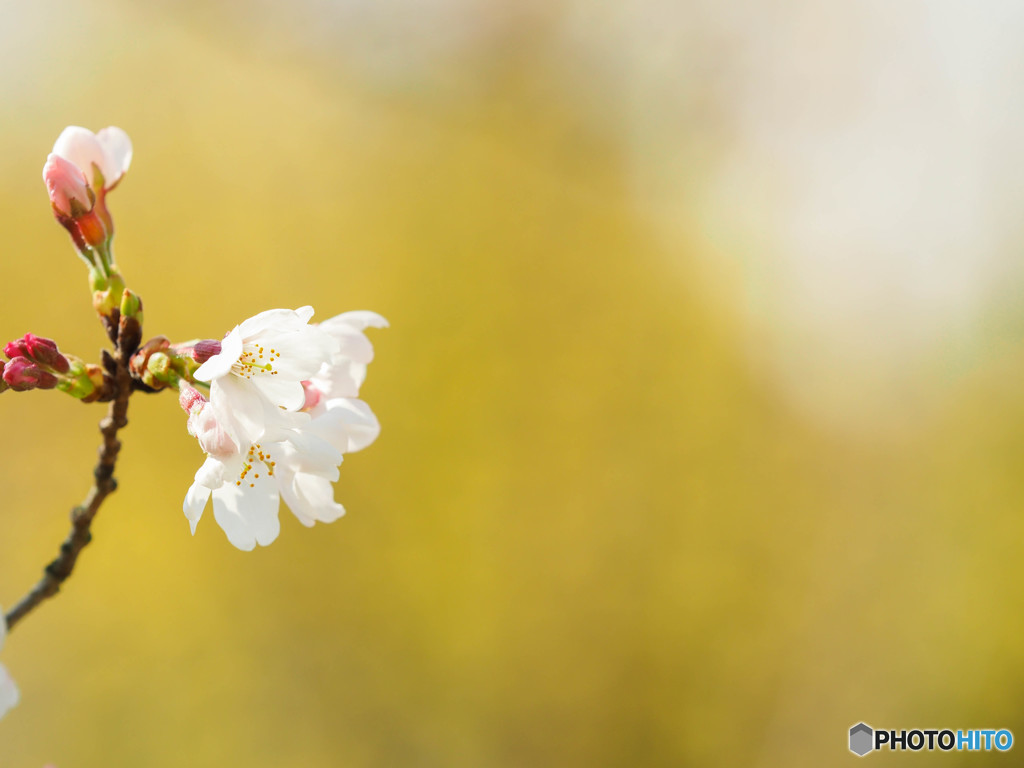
left=57, top=359, right=96, bottom=400
left=2, top=337, right=29, bottom=359
left=148, top=352, right=171, bottom=379
left=91, top=271, right=125, bottom=319
left=3, top=335, right=71, bottom=375
left=179, top=383, right=204, bottom=414
left=27, top=334, right=70, bottom=373
left=79, top=364, right=115, bottom=403
left=129, top=336, right=169, bottom=386
left=44, top=126, right=131, bottom=279
left=117, top=290, right=143, bottom=353
left=43, top=154, right=95, bottom=218
left=120, top=289, right=142, bottom=320
left=3, top=357, right=59, bottom=391
left=192, top=339, right=222, bottom=363
left=179, top=385, right=237, bottom=459
left=50, top=126, right=132, bottom=193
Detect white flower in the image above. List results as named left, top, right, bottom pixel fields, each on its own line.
left=0, top=613, right=20, bottom=720
left=182, top=306, right=385, bottom=550
left=183, top=424, right=344, bottom=551
left=194, top=306, right=339, bottom=445
left=49, top=125, right=132, bottom=192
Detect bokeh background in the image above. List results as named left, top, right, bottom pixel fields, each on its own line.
left=1, top=1, right=1024, bottom=765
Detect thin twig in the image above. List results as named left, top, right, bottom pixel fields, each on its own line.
left=4, top=333, right=133, bottom=632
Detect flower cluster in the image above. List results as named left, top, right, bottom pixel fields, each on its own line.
left=0, top=123, right=388, bottom=724
left=180, top=307, right=386, bottom=550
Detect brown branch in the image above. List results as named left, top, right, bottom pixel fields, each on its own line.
left=4, top=328, right=134, bottom=632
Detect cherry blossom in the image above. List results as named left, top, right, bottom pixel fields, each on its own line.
left=48, top=126, right=132, bottom=193
left=42, top=126, right=133, bottom=267
left=181, top=306, right=385, bottom=550
left=193, top=306, right=338, bottom=444
left=182, top=424, right=344, bottom=551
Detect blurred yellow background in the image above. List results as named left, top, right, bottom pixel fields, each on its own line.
left=2, top=1, right=1023, bottom=766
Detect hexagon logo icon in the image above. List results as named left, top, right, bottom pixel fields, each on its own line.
left=849, top=723, right=874, bottom=757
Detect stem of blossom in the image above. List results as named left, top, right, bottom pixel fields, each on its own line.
left=3, top=317, right=135, bottom=632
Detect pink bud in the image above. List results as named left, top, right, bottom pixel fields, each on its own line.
left=192, top=340, right=223, bottom=363
left=4, top=334, right=70, bottom=374
left=23, top=334, right=70, bottom=374
left=42, top=154, right=93, bottom=218
left=3, top=339, right=27, bottom=360
left=51, top=126, right=132, bottom=191
left=178, top=383, right=205, bottom=414
left=3, top=357, right=58, bottom=390
left=187, top=401, right=238, bottom=459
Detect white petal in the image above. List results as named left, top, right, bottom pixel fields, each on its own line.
left=313, top=398, right=381, bottom=453
left=280, top=431, right=342, bottom=476
left=211, top=376, right=267, bottom=444
left=52, top=126, right=105, bottom=188
left=347, top=361, right=369, bottom=393
left=259, top=406, right=311, bottom=444
left=266, top=326, right=338, bottom=380
left=331, top=328, right=375, bottom=365
left=95, top=126, right=132, bottom=186
left=279, top=480, right=317, bottom=527
left=0, top=663, right=18, bottom=720
left=321, top=311, right=389, bottom=332
left=310, top=362, right=361, bottom=399
left=184, top=479, right=212, bottom=534
left=211, top=474, right=281, bottom=550
left=281, top=471, right=345, bottom=526
left=189, top=405, right=239, bottom=459
left=238, top=307, right=310, bottom=338
left=251, top=374, right=306, bottom=411
left=194, top=455, right=228, bottom=488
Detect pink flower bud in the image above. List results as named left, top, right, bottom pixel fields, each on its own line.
left=192, top=339, right=223, bottom=363
left=44, top=126, right=131, bottom=261
left=42, top=154, right=93, bottom=218
left=179, top=385, right=238, bottom=458
left=4, top=334, right=70, bottom=374
left=2, top=339, right=26, bottom=359
left=3, top=357, right=58, bottom=390
left=23, top=334, right=70, bottom=374
left=50, top=126, right=132, bottom=191
left=178, top=383, right=205, bottom=414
